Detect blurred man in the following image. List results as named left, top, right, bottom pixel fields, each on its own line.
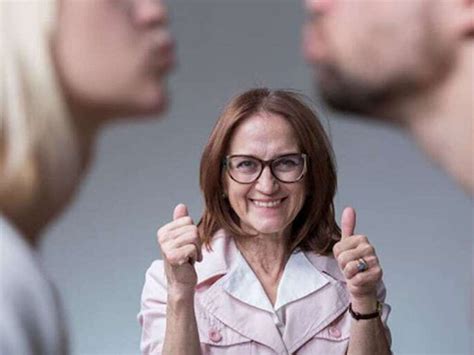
left=303, top=0, right=473, bottom=194
left=0, top=0, right=174, bottom=353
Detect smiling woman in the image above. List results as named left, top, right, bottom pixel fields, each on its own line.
left=222, top=112, right=308, bottom=241
left=139, top=88, right=392, bottom=355
left=199, top=89, right=339, bottom=253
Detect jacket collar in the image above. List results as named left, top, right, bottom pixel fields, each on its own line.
left=195, top=229, right=345, bottom=285
left=220, top=249, right=332, bottom=313
left=195, top=229, right=240, bottom=286
left=304, top=250, right=346, bottom=282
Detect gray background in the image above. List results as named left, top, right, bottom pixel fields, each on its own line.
left=42, top=2, right=473, bottom=354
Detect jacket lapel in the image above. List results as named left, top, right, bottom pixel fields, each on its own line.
left=194, top=230, right=288, bottom=353
left=282, top=252, right=350, bottom=353
left=199, top=280, right=288, bottom=354
left=283, top=280, right=349, bottom=353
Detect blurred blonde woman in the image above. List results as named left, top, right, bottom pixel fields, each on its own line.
left=0, top=0, right=174, bottom=353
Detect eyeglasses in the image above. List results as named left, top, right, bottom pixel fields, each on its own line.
left=224, top=153, right=307, bottom=184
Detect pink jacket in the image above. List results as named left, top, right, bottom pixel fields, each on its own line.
left=138, top=230, right=391, bottom=354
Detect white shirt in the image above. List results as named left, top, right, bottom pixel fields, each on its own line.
left=221, top=250, right=329, bottom=336
left=0, top=215, right=68, bottom=354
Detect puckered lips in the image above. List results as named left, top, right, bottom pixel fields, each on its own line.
left=149, top=30, right=176, bottom=76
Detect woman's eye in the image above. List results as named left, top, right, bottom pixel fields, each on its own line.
left=276, top=159, right=297, bottom=167
left=283, top=159, right=297, bottom=166
left=237, top=160, right=256, bottom=169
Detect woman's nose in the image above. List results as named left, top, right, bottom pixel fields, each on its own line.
left=132, top=0, right=168, bottom=28
left=255, top=166, right=278, bottom=194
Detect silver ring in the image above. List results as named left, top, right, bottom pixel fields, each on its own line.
left=356, top=258, right=369, bottom=272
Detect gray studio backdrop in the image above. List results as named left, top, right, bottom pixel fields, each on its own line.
left=42, top=1, right=472, bottom=354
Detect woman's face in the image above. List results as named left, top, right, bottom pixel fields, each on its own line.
left=224, top=113, right=307, bottom=237
left=55, top=0, right=175, bottom=119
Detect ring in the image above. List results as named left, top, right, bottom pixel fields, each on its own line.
left=356, top=258, right=369, bottom=272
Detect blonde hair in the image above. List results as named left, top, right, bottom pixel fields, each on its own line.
left=0, top=0, right=80, bottom=214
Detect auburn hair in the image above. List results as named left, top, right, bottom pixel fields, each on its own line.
left=198, top=88, right=340, bottom=255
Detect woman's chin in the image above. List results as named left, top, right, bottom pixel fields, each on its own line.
left=137, top=87, right=169, bottom=116
left=249, top=223, right=288, bottom=237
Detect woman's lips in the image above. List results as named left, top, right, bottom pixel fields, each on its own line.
left=150, top=32, right=176, bottom=75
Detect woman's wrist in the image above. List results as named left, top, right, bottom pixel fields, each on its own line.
left=168, top=285, right=195, bottom=304
left=350, top=296, right=378, bottom=314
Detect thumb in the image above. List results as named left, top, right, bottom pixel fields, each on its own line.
left=341, top=206, right=356, bottom=238
left=173, top=203, right=189, bottom=221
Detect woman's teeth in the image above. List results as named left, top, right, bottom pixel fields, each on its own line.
left=252, top=199, right=283, bottom=208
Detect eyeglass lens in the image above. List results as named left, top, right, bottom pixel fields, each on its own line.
left=226, top=154, right=305, bottom=183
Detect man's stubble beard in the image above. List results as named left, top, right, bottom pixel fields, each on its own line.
left=314, top=5, right=452, bottom=124
left=315, top=62, right=421, bottom=124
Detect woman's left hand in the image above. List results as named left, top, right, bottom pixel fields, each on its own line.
left=333, top=207, right=383, bottom=308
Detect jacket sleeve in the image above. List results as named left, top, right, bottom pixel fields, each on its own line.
left=137, top=260, right=167, bottom=355
left=376, top=279, right=392, bottom=349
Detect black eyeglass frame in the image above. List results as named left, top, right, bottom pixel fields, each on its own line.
left=223, top=153, right=308, bottom=184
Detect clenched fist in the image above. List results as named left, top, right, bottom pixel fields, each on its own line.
left=333, top=207, right=383, bottom=310
left=157, top=203, right=203, bottom=295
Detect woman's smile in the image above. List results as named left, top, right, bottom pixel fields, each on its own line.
left=250, top=197, right=287, bottom=209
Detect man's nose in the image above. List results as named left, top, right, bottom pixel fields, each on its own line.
left=304, top=0, right=334, bottom=15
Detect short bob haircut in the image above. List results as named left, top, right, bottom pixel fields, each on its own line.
left=199, top=88, right=340, bottom=255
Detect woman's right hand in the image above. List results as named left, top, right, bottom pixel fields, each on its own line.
left=157, top=203, right=202, bottom=296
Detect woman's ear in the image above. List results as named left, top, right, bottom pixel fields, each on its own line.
left=221, top=175, right=228, bottom=199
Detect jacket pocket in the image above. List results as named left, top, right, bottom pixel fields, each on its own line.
left=314, top=310, right=350, bottom=341
left=199, top=327, right=252, bottom=355
left=296, top=312, right=351, bottom=354
left=197, top=311, right=252, bottom=354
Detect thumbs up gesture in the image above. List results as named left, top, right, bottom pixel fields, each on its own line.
left=333, top=207, right=382, bottom=309
left=157, top=203, right=202, bottom=295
